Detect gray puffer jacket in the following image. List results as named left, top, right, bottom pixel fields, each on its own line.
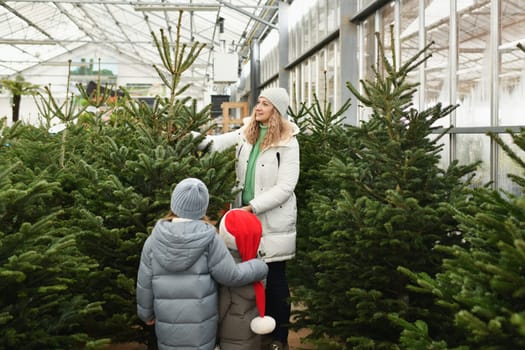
left=136, top=218, right=268, bottom=350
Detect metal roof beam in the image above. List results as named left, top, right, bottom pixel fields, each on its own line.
left=6, top=0, right=275, bottom=5
left=74, top=3, right=126, bottom=56
left=0, top=2, right=55, bottom=40
left=143, top=10, right=216, bottom=46
left=0, top=62, right=17, bottom=73
left=217, top=0, right=277, bottom=30
left=64, top=4, right=162, bottom=71
left=103, top=3, right=145, bottom=60
left=53, top=2, right=97, bottom=42
left=0, top=38, right=211, bottom=47
left=5, top=0, right=212, bottom=4
left=134, top=3, right=220, bottom=11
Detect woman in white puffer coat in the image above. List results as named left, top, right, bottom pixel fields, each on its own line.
left=195, top=87, right=300, bottom=350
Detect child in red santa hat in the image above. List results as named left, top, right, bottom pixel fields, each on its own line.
left=218, top=209, right=276, bottom=350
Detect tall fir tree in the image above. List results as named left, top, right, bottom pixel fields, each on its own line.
left=0, top=122, right=110, bottom=349
left=288, top=91, right=351, bottom=291
left=291, top=33, right=478, bottom=349
left=395, top=43, right=525, bottom=350
left=0, top=11, right=236, bottom=349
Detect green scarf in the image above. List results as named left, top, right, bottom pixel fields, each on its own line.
left=242, top=125, right=267, bottom=205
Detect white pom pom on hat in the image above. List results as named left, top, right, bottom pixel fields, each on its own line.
left=250, top=314, right=276, bottom=335
left=219, top=209, right=276, bottom=335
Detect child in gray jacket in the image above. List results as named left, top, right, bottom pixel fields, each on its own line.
left=136, top=178, right=268, bottom=350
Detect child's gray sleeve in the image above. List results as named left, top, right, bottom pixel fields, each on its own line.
left=208, top=234, right=268, bottom=287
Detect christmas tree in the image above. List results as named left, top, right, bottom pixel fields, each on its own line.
left=0, top=122, right=110, bottom=349
left=0, top=11, right=236, bottom=349
left=395, top=43, right=525, bottom=350
left=291, top=32, right=478, bottom=349
left=288, top=90, right=351, bottom=292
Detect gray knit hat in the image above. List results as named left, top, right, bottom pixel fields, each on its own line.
left=259, top=87, right=289, bottom=118
left=170, top=178, right=209, bottom=220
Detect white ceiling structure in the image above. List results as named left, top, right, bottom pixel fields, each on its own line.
left=0, top=0, right=280, bottom=93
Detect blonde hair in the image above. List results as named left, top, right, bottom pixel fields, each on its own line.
left=163, top=210, right=177, bottom=220
left=162, top=209, right=214, bottom=225
left=244, top=108, right=293, bottom=150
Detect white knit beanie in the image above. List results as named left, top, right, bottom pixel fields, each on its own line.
left=259, top=87, right=289, bottom=118
left=170, top=178, right=209, bottom=220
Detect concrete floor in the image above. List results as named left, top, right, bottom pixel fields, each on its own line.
left=288, top=328, right=315, bottom=349
left=103, top=327, right=315, bottom=350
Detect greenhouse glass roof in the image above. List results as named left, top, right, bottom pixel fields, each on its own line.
left=0, top=0, right=279, bottom=89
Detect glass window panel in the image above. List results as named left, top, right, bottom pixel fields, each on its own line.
left=327, top=0, right=339, bottom=32
left=357, top=19, right=374, bottom=122
left=310, top=56, right=317, bottom=102
left=311, top=3, right=318, bottom=45
left=289, top=69, right=294, bottom=109
left=327, top=42, right=336, bottom=110
left=302, top=62, right=309, bottom=105
left=295, top=21, right=303, bottom=56
left=456, top=0, right=491, bottom=127
left=399, top=0, right=421, bottom=107
left=429, top=133, right=451, bottom=170
left=290, top=68, right=300, bottom=110
left=456, top=133, right=491, bottom=187
left=424, top=1, right=450, bottom=116
left=380, top=1, right=395, bottom=68
left=399, top=0, right=419, bottom=66
left=334, top=40, right=340, bottom=109
left=497, top=133, right=525, bottom=195
left=498, top=0, right=525, bottom=126
left=289, top=26, right=297, bottom=62
left=317, top=49, right=327, bottom=104
left=308, top=58, right=314, bottom=105
left=362, top=16, right=377, bottom=82
left=318, top=0, right=327, bottom=39
left=358, top=0, right=376, bottom=12
left=303, top=13, right=310, bottom=52
left=335, top=0, right=341, bottom=30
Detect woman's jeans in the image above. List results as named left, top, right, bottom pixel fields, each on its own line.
left=265, top=261, right=291, bottom=344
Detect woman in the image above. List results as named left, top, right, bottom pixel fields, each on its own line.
left=196, top=87, right=299, bottom=350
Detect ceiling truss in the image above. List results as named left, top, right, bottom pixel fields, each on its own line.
left=0, top=0, right=279, bottom=95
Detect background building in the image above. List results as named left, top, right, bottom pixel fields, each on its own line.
left=1, top=0, right=524, bottom=193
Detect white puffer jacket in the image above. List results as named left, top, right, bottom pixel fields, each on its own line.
left=197, top=119, right=300, bottom=262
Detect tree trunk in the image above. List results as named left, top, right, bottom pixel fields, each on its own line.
left=12, top=94, right=21, bottom=122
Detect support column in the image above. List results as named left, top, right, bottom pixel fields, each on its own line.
left=340, top=1, right=359, bottom=125
left=250, top=38, right=261, bottom=110
left=278, top=0, right=290, bottom=91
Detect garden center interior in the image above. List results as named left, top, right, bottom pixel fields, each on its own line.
left=0, top=0, right=524, bottom=193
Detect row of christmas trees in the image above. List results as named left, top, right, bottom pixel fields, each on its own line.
left=288, top=38, right=525, bottom=349
left=1, top=21, right=524, bottom=349
left=0, top=17, right=236, bottom=349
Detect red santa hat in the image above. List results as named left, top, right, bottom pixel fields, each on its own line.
left=219, top=209, right=276, bottom=335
